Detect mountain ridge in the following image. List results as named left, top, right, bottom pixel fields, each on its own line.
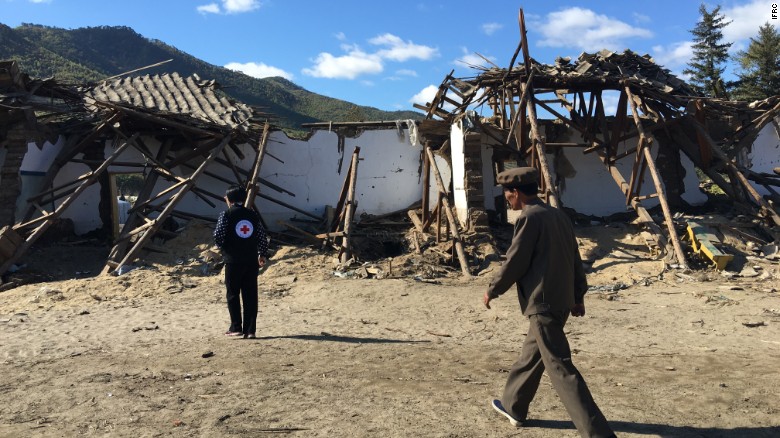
left=0, top=23, right=423, bottom=129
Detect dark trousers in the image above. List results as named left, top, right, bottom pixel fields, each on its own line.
left=225, top=263, right=259, bottom=335
left=502, top=310, right=614, bottom=438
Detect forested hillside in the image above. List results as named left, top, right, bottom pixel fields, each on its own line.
left=0, top=23, right=423, bottom=128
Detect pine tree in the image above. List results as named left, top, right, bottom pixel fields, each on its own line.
left=682, top=4, right=733, bottom=98
left=732, top=23, right=780, bottom=101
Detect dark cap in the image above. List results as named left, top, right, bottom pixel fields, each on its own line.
left=496, top=167, right=539, bottom=187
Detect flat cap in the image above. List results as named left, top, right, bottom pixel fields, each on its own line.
left=496, top=167, right=539, bottom=187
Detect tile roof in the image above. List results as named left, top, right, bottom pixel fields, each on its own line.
left=84, top=72, right=254, bottom=130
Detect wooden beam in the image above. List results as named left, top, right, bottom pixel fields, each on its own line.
left=624, top=86, right=688, bottom=268
left=425, top=147, right=471, bottom=277
left=523, top=85, right=559, bottom=208
left=107, top=136, right=231, bottom=273
left=340, top=147, right=361, bottom=263
left=421, top=142, right=431, bottom=224
left=2, top=134, right=137, bottom=276
left=245, top=121, right=271, bottom=206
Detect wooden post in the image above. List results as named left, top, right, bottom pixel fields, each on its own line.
left=106, top=136, right=231, bottom=273
left=436, top=194, right=443, bottom=243
left=245, top=122, right=271, bottom=206
left=523, top=86, right=559, bottom=207
left=340, top=147, right=360, bottom=263
left=624, top=86, right=688, bottom=269
left=421, top=142, right=431, bottom=224
left=1, top=134, right=136, bottom=276
left=425, top=147, right=471, bottom=277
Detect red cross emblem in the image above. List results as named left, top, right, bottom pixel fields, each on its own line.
left=235, top=220, right=254, bottom=238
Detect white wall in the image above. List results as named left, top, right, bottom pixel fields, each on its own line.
left=21, top=126, right=451, bottom=235
left=450, top=122, right=468, bottom=225
left=745, top=118, right=780, bottom=196
left=452, top=125, right=707, bottom=218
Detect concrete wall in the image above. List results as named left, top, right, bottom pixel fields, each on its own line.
left=18, top=127, right=451, bottom=235
left=451, top=124, right=707, bottom=219
left=744, top=117, right=780, bottom=196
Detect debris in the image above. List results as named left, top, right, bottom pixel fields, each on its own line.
left=426, top=330, right=452, bottom=337
left=201, top=351, right=214, bottom=358
left=741, top=321, right=766, bottom=328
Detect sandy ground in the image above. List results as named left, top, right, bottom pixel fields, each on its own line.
left=1, top=222, right=779, bottom=437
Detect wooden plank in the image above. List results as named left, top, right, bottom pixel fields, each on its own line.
left=107, top=139, right=173, bottom=264
left=425, top=147, right=471, bottom=277
left=108, top=136, right=231, bottom=273
left=1, top=134, right=137, bottom=276
left=623, top=86, right=687, bottom=268
left=278, top=220, right=321, bottom=244
left=421, top=142, right=430, bottom=224
left=245, top=122, right=271, bottom=206
left=524, top=85, right=559, bottom=208
left=408, top=210, right=424, bottom=233
left=341, top=147, right=361, bottom=263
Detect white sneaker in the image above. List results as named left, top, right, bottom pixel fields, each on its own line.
left=491, top=399, right=523, bottom=427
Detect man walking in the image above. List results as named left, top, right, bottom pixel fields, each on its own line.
left=484, top=167, right=615, bottom=438
left=214, top=185, right=269, bottom=339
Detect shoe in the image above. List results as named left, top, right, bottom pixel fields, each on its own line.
left=225, top=331, right=243, bottom=337
left=247, top=333, right=256, bottom=339
left=491, top=399, right=523, bottom=427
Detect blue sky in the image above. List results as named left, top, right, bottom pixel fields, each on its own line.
left=3, top=0, right=778, bottom=113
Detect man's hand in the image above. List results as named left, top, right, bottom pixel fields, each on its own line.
left=483, top=291, right=493, bottom=309
left=258, top=256, right=266, bottom=268
left=571, top=303, right=585, bottom=317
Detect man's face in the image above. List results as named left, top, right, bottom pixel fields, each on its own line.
left=503, top=187, right=522, bottom=211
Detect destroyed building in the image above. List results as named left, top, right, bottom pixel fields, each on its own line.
left=1, top=10, right=779, bottom=281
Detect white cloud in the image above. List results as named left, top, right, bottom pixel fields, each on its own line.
left=302, top=50, right=383, bottom=79
left=722, top=0, right=779, bottom=43
left=409, top=84, right=455, bottom=112
left=224, top=62, right=293, bottom=80
left=196, top=0, right=260, bottom=15
left=303, top=34, right=436, bottom=80
left=369, top=33, right=438, bottom=61
left=197, top=3, right=220, bottom=14
left=632, top=12, right=651, bottom=24
left=651, top=41, right=694, bottom=70
left=385, top=69, right=418, bottom=81
left=223, top=0, right=260, bottom=13
left=395, top=69, right=418, bottom=77
left=536, top=7, right=652, bottom=51
left=482, top=22, right=503, bottom=36
left=409, top=85, right=439, bottom=106
left=335, top=32, right=347, bottom=41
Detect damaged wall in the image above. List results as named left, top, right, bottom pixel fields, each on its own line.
left=15, top=126, right=451, bottom=235
left=450, top=123, right=708, bottom=219
left=744, top=116, right=780, bottom=196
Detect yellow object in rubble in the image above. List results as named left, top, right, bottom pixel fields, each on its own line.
left=686, top=221, right=734, bottom=270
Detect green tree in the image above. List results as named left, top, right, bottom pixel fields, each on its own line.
left=683, top=4, right=733, bottom=98
left=732, top=22, right=780, bottom=101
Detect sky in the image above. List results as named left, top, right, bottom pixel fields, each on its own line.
left=3, top=0, right=779, bottom=114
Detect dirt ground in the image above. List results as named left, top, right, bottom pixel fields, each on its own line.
left=1, top=221, right=779, bottom=437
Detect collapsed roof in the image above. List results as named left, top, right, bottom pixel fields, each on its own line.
left=1, top=60, right=276, bottom=277
left=414, top=9, right=779, bottom=269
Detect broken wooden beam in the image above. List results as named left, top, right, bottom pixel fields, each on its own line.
left=341, top=147, right=361, bottom=263
left=425, top=146, right=471, bottom=277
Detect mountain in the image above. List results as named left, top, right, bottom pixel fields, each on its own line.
left=0, top=23, right=423, bottom=129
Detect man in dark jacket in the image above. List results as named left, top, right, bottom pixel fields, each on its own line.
left=214, top=185, right=269, bottom=339
left=484, top=167, right=615, bottom=438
